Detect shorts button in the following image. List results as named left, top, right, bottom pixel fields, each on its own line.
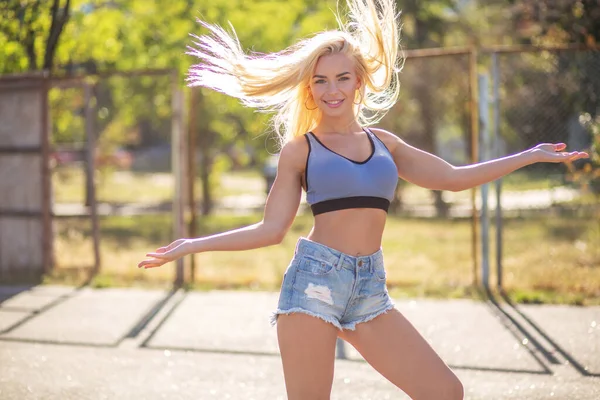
left=358, top=260, right=363, bottom=267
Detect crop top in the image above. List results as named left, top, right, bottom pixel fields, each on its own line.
left=303, top=128, right=399, bottom=216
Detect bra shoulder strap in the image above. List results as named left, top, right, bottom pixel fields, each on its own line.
left=365, top=127, right=393, bottom=155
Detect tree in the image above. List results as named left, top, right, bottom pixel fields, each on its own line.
left=0, top=0, right=72, bottom=73
left=507, top=0, right=600, bottom=45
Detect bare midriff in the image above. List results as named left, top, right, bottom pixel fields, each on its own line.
left=306, top=208, right=387, bottom=257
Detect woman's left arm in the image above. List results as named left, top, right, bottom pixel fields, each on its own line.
left=373, top=129, right=589, bottom=192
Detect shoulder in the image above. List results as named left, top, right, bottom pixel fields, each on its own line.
left=367, top=127, right=404, bottom=153
left=277, top=134, right=310, bottom=173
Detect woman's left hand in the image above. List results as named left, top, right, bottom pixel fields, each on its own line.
left=138, top=238, right=190, bottom=269
left=529, top=143, right=589, bottom=163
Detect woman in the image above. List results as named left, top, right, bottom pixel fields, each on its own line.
left=138, top=1, right=588, bottom=398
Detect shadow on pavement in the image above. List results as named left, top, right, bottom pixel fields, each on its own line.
left=499, top=289, right=599, bottom=378
left=483, top=286, right=556, bottom=375
left=0, top=284, right=86, bottom=335
left=119, top=286, right=185, bottom=345
left=0, top=284, right=186, bottom=349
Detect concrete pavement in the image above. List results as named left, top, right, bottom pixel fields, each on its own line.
left=0, top=285, right=598, bottom=399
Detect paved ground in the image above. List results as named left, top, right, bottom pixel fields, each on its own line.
left=0, top=285, right=598, bottom=399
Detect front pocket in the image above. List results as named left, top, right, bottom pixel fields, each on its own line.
left=296, top=256, right=335, bottom=276
left=374, top=265, right=387, bottom=281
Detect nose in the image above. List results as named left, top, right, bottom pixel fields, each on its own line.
left=326, top=82, right=340, bottom=94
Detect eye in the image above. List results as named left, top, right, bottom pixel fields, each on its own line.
left=314, top=79, right=326, bottom=84
left=339, top=77, right=350, bottom=81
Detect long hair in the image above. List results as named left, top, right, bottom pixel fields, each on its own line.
left=186, top=0, right=402, bottom=148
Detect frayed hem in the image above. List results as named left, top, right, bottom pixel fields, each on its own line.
left=270, top=308, right=343, bottom=330
left=340, top=303, right=395, bottom=331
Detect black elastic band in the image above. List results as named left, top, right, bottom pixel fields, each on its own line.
left=311, top=196, right=390, bottom=216
left=303, top=134, right=312, bottom=191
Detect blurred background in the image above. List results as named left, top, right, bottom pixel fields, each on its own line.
left=0, top=0, right=599, bottom=306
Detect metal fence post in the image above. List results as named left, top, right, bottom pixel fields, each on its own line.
left=469, top=46, right=480, bottom=287
left=172, top=78, right=186, bottom=286
left=491, top=52, right=504, bottom=290
left=478, top=73, right=490, bottom=289
left=187, top=88, right=198, bottom=284
left=84, top=80, right=101, bottom=275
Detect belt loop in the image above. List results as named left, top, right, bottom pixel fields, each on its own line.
left=336, top=253, right=344, bottom=271
left=369, top=259, right=374, bottom=274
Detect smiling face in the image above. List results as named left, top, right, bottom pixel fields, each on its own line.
left=308, top=53, right=362, bottom=118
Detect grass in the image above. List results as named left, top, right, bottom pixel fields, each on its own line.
left=47, top=211, right=600, bottom=306
left=500, top=170, right=563, bottom=192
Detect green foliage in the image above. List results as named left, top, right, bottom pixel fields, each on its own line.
left=507, top=0, right=600, bottom=46
left=588, top=115, right=600, bottom=164
left=566, top=113, right=600, bottom=194
left=0, top=0, right=71, bottom=72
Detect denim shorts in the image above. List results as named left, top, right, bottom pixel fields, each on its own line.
left=270, top=237, right=395, bottom=331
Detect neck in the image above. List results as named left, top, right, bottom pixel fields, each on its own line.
left=316, top=114, right=361, bottom=135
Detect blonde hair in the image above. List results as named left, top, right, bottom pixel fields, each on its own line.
left=186, top=0, right=402, bottom=148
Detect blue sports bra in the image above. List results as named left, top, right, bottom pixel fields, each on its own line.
left=303, top=128, right=399, bottom=216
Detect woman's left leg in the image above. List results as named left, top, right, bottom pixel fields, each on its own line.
left=339, top=308, right=464, bottom=400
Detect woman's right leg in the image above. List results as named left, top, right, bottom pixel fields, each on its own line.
left=277, top=313, right=340, bottom=400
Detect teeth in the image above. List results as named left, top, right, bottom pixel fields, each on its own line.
left=325, top=100, right=343, bottom=104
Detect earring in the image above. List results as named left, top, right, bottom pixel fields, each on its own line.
left=353, top=90, right=364, bottom=105
left=304, top=97, right=318, bottom=111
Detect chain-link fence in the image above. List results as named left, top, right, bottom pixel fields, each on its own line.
left=381, top=50, right=473, bottom=215
left=481, top=48, right=600, bottom=303
left=376, top=50, right=477, bottom=295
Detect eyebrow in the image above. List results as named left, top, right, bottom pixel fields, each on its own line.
left=312, top=72, right=351, bottom=79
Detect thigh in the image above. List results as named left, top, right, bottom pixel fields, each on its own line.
left=339, top=308, right=464, bottom=400
left=277, top=313, right=339, bottom=400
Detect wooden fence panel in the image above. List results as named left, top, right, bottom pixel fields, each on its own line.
left=0, top=73, right=51, bottom=281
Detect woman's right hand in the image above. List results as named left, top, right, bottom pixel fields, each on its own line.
left=138, top=238, right=190, bottom=269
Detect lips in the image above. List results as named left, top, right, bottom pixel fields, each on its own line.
left=323, top=99, right=345, bottom=108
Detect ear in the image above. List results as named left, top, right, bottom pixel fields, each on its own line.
left=306, top=85, right=313, bottom=97
left=356, top=75, right=362, bottom=90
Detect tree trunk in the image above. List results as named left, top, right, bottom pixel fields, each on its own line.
left=199, top=146, right=213, bottom=215
left=24, top=29, right=37, bottom=70
left=195, top=91, right=214, bottom=215
left=44, top=0, right=71, bottom=72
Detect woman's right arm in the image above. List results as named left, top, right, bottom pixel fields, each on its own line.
left=138, top=138, right=306, bottom=269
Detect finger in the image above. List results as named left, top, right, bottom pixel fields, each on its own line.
left=144, top=263, right=165, bottom=269
left=562, top=152, right=587, bottom=162
left=138, top=260, right=161, bottom=268
left=554, top=143, right=567, bottom=151
left=146, top=252, right=168, bottom=259
left=139, top=259, right=166, bottom=268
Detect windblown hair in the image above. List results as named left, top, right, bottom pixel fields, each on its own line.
left=186, top=0, right=403, bottom=148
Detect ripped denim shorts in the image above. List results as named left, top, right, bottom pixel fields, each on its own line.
left=270, top=237, right=395, bottom=331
